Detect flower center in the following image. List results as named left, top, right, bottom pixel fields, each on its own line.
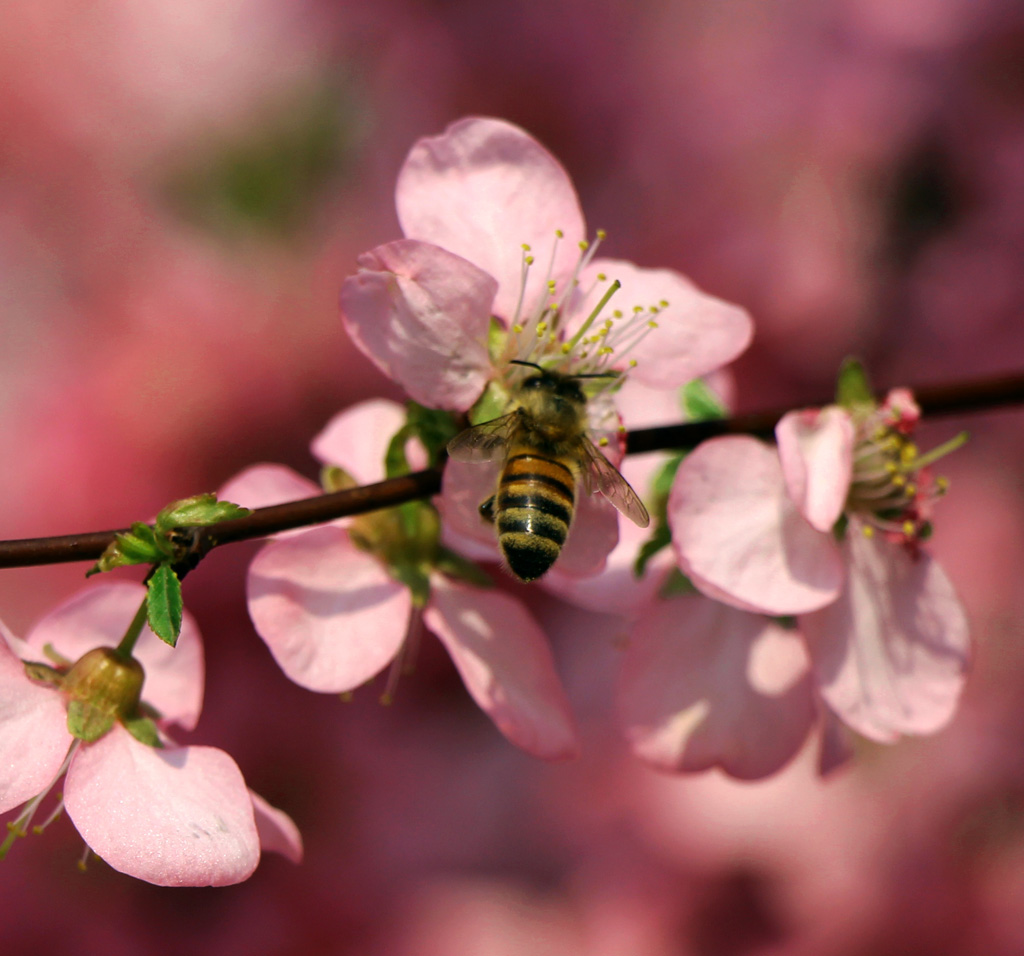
left=846, top=391, right=966, bottom=551
left=502, top=230, right=665, bottom=389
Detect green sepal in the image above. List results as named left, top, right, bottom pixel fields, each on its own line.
left=123, top=714, right=163, bottom=748
left=487, top=316, right=509, bottom=364
left=835, top=357, right=875, bottom=411
left=633, top=520, right=673, bottom=577
left=773, top=615, right=798, bottom=630
left=435, top=547, right=494, bottom=588
left=321, top=465, right=358, bottom=493
left=681, top=379, right=728, bottom=422
left=146, top=564, right=183, bottom=647
left=155, top=493, right=251, bottom=534
left=87, top=522, right=167, bottom=576
left=67, top=699, right=117, bottom=743
left=22, top=661, right=64, bottom=687
left=658, top=568, right=698, bottom=599
left=468, top=378, right=512, bottom=426
left=390, top=562, right=432, bottom=609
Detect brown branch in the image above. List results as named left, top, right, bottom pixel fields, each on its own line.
left=1, top=371, right=1022, bottom=569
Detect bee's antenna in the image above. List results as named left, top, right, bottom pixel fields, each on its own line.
left=509, top=360, right=545, bottom=372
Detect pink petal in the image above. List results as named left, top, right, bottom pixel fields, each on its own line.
left=0, top=635, right=73, bottom=814
left=776, top=407, right=855, bottom=532
left=437, top=457, right=504, bottom=555
left=24, top=582, right=204, bottom=731
left=669, top=437, right=844, bottom=615
left=219, top=463, right=321, bottom=512
left=340, top=239, right=496, bottom=411
left=582, top=259, right=753, bottom=387
left=396, top=116, right=586, bottom=321
left=544, top=502, right=671, bottom=616
left=246, top=526, right=411, bottom=692
left=311, top=398, right=409, bottom=482
left=424, top=576, right=579, bottom=760
left=618, top=596, right=815, bottom=780
left=801, top=528, right=971, bottom=742
left=551, top=490, right=618, bottom=578
left=250, top=789, right=303, bottom=864
left=65, top=727, right=259, bottom=886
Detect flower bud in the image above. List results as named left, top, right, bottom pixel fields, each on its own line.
left=61, top=647, right=146, bottom=743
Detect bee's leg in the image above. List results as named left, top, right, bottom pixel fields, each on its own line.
left=479, top=496, right=496, bottom=523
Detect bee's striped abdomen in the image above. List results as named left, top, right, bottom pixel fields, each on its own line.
left=496, top=451, right=577, bottom=582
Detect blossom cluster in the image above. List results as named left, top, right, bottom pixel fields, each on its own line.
left=1, top=116, right=970, bottom=887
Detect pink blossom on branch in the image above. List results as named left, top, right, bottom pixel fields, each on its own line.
left=0, top=582, right=300, bottom=886
left=340, top=117, right=753, bottom=575
left=669, top=389, right=970, bottom=743
left=221, top=399, right=580, bottom=761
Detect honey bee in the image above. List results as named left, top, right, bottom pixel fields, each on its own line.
left=446, top=362, right=650, bottom=582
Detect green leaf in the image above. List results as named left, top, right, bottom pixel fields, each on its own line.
left=156, top=494, right=251, bottom=533
left=658, top=568, right=698, bottom=599
left=146, top=565, right=183, bottom=647
left=435, top=548, right=494, bottom=588
left=390, top=562, right=432, bottom=609
left=633, top=520, right=673, bottom=577
left=87, top=523, right=167, bottom=576
left=468, top=378, right=512, bottom=426
left=67, top=700, right=116, bottom=743
left=404, top=403, right=460, bottom=468
left=123, top=714, right=163, bottom=748
left=321, top=465, right=358, bottom=493
left=681, top=379, right=728, bottom=422
left=835, top=357, right=874, bottom=410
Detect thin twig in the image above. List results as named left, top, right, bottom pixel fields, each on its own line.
left=1, top=371, right=1022, bottom=569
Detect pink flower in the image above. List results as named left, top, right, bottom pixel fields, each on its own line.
left=339, top=117, right=753, bottom=574
left=221, top=399, right=580, bottom=760
left=669, top=390, right=971, bottom=742
left=0, top=581, right=301, bottom=886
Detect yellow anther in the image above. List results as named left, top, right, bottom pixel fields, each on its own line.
left=618, top=424, right=627, bottom=433
left=892, top=475, right=906, bottom=488
left=862, top=525, right=875, bottom=538
left=900, top=443, right=918, bottom=465
left=561, top=342, right=572, bottom=353
left=579, top=240, right=590, bottom=251
left=513, top=324, right=524, bottom=333
left=598, top=346, right=613, bottom=355
left=628, top=359, right=638, bottom=367
left=597, top=272, right=607, bottom=281
left=936, top=476, right=950, bottom=492
left=902, top=519, right=916, bottom=536
left=547, top=279, right=557, bottom=291
left=885, top=461, right=898, bottom=474
left=555, top=229, right=564, bottom=238
left=633, top=305, right=644, bottom=313
left=659, top=299, right=669, bottom=308
left=598, top=437, right=609, bottom=446
left=596, top=229, right=607, bottom=240
left=905, top=483, right=917, bottom=497
left=525, top=256, right=534, bottom=265
left=522, top=243, right=531, bottom=251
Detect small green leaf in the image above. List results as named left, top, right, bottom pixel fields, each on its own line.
left=321, top=465, right=358, bottom=493
left=435, top=548, right=494, bottom=588
left=390, top=563, right=432, bottom=609
left=146, top=565, right=183, bottom=647
left=88, top=523, right=167, bottom=576
left=156, top=493, right=251, bottom=533
left=123, top=714, right=163, bottom=748
left=405, top=403, right=460, bottom=468
left=835, top=357, right=875, bottom=410
left=633, top=520, right=673, bottom=577
left=658, top=568, right=698, bottom=599
left=681, top=379, right=728, bottom=422
left=649, top=453, right=685, bottom=503
left=468, top=379, right=512, bottom=426
left=67, top=700, right=116, bottom=743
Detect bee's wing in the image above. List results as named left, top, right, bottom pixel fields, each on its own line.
left=446, top=412, right=519, bottom=463
left=580, top=437, right=650, bottom=528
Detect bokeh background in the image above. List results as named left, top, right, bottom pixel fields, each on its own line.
left=2, top=0, right=1024, bottom=953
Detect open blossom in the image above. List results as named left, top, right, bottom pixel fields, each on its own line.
left=221, top=398, right=580, bottom=760
left=0, top=581, right=301, bottom=886
left=339, top=116, right=753, bottom=572
left=669, top=388, right=971, bottom=743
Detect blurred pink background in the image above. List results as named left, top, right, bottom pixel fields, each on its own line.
left=2, top=0, right=1024, bottom=952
